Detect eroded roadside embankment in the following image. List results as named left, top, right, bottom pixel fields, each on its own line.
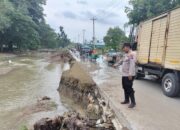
left=59, top=61, right=101, bottom=117
left=34, top=52, right=119, bottom=130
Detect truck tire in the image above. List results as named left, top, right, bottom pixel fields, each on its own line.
left=162, top=73, right=180, bottom=97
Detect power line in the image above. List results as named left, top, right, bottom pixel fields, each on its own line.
left=96, top=0, right=120, bottom=20
left=95, top=0, right=117, bottom=18
left=98, top=4, right=122, bottom=21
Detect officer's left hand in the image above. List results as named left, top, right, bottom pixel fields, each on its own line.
left=128, top=76, right=132, bottom=80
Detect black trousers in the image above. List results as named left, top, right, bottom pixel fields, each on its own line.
left=122, top=76, right=135, bottom=103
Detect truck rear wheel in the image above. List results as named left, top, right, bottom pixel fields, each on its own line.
left=162, top=73, right=180, bottom=97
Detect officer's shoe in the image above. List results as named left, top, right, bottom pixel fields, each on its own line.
left=121, top=101, right=129, bottom=104
left=128, top=103, right=136, bottom=108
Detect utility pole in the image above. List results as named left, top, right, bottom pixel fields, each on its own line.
left=90, top=17, right=97, bottom=48
left=82, top=29, right=86, bottom=44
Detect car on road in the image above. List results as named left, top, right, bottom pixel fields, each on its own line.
left=81, top=45, right=92, bottom=54
left=106, top=49, right=123, bottom=66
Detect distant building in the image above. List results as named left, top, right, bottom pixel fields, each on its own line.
left=85, top=40, right=105, bottom=49
left=95, top=40, right=105, bottom=49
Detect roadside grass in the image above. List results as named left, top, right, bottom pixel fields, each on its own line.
left=19, top=125, right=28, bottom=130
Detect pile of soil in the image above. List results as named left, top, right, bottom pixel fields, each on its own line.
left=60, top=62, right=96, bottom=90
left=59, top=61, right=100, bottom=108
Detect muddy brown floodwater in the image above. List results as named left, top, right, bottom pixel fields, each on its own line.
left=0, top=54, right=68, bottom=130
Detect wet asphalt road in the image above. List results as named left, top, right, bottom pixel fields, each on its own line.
left=83, top=60, right=180, bottom=130
left=132, top=77, right=180, bottom=130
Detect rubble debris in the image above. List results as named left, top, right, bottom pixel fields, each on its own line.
left=34, top=111, right=115, bottom=130
left=41, top=96, right=51, bottom=101
left=96, top=98, right=114, bottom=128
left=87, top=93, right=101, bottom=120
left=34, top=116, right=63, bottom=130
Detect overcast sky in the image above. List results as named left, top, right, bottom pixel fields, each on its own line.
left=44, top=0, right=129, bottom=43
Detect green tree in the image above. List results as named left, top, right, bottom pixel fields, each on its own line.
left=103, top=27, right=129, bottom=50
left=39, top=22, right=58, bottom=48
left=26, top=0, right=46, bottom=24
left=0, top=0, right=71, bottom=52
left=1, top=12, right=40, bottom=51
left=0, top=0, right=42, bottom=51
left=125, top=0, right=180, bottom=25
left=0, top=0, right=14, bottom=51
left=0, top=0, right=13, bottom=31
left=57, top=26, right=71, bottom=48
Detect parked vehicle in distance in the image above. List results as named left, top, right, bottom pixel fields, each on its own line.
left=106, top=49, right=123, bottom=66
left=81, top=45, right=92, bottom=54
left=107, top=49, right=117, bottom=57
left=135, top=7, right=180, bottom=97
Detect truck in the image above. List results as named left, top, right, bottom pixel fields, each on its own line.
left=136, top=7, right=180, bottom=97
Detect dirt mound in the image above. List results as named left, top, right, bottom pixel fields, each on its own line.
left=69, top=62, right=92, bottom=83
left=60, top=61, right=97, bottom=94
left=59, top=61, right=100, bottom=119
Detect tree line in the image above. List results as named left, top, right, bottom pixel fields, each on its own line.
left=103, top=27, right=129, bottom=51
left=126, top=0, right=180, bottom=25
left=104, top=0, right=180, bottom=51
left=0, top=0, right=70, bottom=52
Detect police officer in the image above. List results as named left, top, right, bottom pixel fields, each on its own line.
left=114, top=43, right=136, bottom=108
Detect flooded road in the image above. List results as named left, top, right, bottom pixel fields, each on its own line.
left=0, top=54, right=68, bottom=130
